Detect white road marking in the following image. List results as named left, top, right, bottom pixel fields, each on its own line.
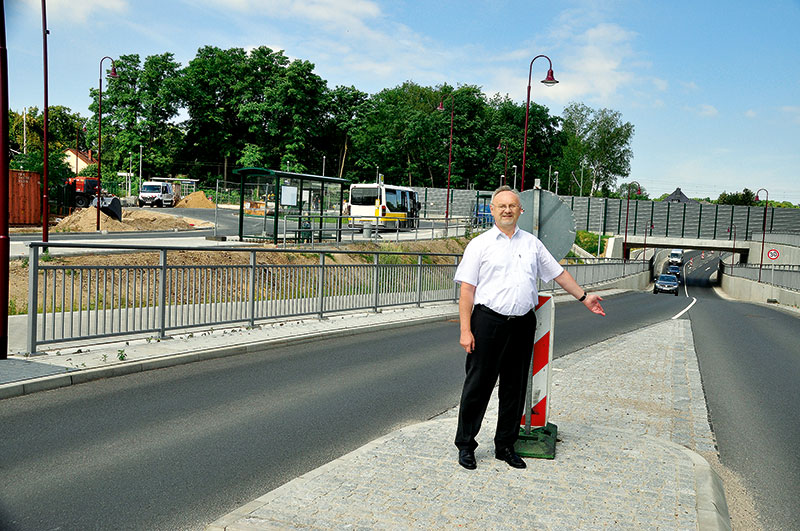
left=672, top=297, right=697, bottom=319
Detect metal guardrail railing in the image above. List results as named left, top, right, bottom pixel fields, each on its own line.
left=25, top=243, right=649, bottom=354
left=276, top=214, right=488, bottom=247
left=720, top=262, right=800, bottom=292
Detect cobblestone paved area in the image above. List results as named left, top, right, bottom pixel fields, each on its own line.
left=209, top=319, right=730, bottom=530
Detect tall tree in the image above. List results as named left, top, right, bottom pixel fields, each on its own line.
left=319, top=85, right=368, bottom=178
left=561, top=102, right=634, bottom=195
left=178, top=46, right=252, bottom=183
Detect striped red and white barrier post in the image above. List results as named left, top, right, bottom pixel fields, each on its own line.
left=516, top=293, right=558, bottom=458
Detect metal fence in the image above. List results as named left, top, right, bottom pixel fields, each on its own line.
left=26, top=243, right=650, bottom=354
left=279, top=214, right=484, bottom=247
left=720, top=262, right=800, bottom=292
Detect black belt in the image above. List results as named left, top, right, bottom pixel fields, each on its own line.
left=474, top=304, right=531, bottom=320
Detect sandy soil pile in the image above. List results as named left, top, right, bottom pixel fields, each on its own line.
left=175, top=191, right=215, bottom=208
left=54, top=208, right=212, bottom=232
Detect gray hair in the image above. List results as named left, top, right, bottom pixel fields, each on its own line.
left=491, top=185, right=521, bottom=205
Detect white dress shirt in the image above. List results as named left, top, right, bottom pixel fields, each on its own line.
left=454, top=225, right=564, bottom=316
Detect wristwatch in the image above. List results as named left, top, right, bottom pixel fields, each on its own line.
left=578, top=292, right=587, bottom=302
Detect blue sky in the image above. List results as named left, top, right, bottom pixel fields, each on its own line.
left=7, top=0, right=800, bottom=203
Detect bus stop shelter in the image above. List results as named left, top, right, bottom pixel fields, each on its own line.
left=232, top=167, right=348, bottom=244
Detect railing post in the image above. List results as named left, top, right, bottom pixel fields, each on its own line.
left=416, top=255, right=423, bottom=307
left=158, top=249, right=167, bottom=339
left=373, top=253, right=380, bottom=312
left=317, top=253, right=325, bottom=319
left=453, top=256, right=460, bottom=302
left=248, top=251, right=257, bottom=328
left=27, top=245, right=40, bottom=354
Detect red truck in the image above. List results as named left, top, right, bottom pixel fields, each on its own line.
left=65, top=176, right=100, bottom=208
left=65, top=176, right=122, bottom=220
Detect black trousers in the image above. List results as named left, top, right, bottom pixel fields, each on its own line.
left=454, top=305, right=536, bottom=452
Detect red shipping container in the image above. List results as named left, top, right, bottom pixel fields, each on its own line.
left=10, top=170, right=42, bottom=225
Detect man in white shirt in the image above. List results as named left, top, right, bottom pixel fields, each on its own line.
left=453, top=186, right=605, bottom=470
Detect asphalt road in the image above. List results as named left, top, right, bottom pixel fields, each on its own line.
left=0, top=322, right=466, bottom=530
left=681, top=250, right=800, bottom=531
left=0, top=289, right=691, bottom=530
left=1, top=252, right=797, bottom=529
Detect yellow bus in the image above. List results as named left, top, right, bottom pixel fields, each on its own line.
left=348, top=183, right=421, bottom=229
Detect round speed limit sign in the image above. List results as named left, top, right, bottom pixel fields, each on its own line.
left=767, top=249, right=780, bottom=260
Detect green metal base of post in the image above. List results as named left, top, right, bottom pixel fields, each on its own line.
left=514, top=422, right=558, bottom=459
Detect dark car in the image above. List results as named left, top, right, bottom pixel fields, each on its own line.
left=667, top=264, right=681, bottom=278
left=654, top=274, right=680, bottom=296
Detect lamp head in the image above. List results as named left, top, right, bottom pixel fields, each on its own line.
left=541, top=68, right=558, bottom=86
left=108, top=65, right=119, bottom=79
left=496, top=141, right=502, bottom=151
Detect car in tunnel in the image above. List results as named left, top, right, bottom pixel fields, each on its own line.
left=654, top=274, right=680, bottom=296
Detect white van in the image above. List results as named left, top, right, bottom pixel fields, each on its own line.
left=138, top=181, right=176, bottom=208
left=669, top=249, right=684, bottom=265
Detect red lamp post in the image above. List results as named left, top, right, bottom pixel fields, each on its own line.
left=755, top=188, right=769, bottom=282
left=1, top=5, right=10, bottom=358
left=41, top=0, right=50, bottom=243
left=521, top=55, right=558, bottom=191
left=496, top=140, right=508, bottom=186
left=437, top=93, right=454, bottom=220
left=622, top=181, right=641, bottom=265
left=96, top=56, right=118, bottom=231
left=727, top=224, right=737, bottom=275
left=643, top=222, right=654, bottom=262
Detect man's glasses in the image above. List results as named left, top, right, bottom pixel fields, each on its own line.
left=492, top=204, right=520, bottom=211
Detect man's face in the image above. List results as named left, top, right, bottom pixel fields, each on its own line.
left=490, top=191, right=522, bottom=230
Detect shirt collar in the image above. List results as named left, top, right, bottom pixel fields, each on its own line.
left=490, top=224, right=519, bottom=240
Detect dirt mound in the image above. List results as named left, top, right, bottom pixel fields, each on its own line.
left=175, top=191, right=215, bottom=208
left=54, top=208, right=212, bottom=232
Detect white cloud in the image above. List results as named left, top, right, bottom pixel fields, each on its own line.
left=22, top=0, right=128, bottom=23
left=549, top=22, right=640, bottom=105
left=698, top=104, right=718, bottom=117
left=744, top=109, right=757, bottom=118
left=193, top=0, right=381, bottom=31
left=781, top=105, right=800, bottom=124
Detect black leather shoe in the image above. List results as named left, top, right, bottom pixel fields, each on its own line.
left=458, top=449, right=477, bottom=470
left=495, top=447, right=526, bottom=469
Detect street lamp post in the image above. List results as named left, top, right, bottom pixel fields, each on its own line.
left=643, top=222, right=654, bottom=262
left=755, top=188, right=769, bottom=282
left=437, top=93, right=455, bottom=220
left=96, top=56, right=118, bottom=231
left=138, top=144, right=142, bottom=192
left=521, top=55, right=558, bottom=191
left=1, top=5, right=11, bottom=358
left=496, top=140, right=507, bottom=185
left=41, top=0, right=50, bottom=243
left=553, top=170, right=559, bottom=195
left=727, top=224, right=737, bottom=276
left=512, top=165, right=517, bottom=189
left=623, top=181, right=641, bottom=267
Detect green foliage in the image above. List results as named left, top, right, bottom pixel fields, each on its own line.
left=717, top=188, right=756, bottom=206
left=8, top=298, right=27, bottom=315
left=559, top=102, right=634, bottom=196
left=9, top=46, right=619, bottom=196
left=616, top=181, right=650, bottom=200
left=575, top=230, right=610, bottom=256
left=10, top=149, right=73, bottom=191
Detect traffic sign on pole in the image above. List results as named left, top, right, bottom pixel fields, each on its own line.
left=767, top=249, right=779, bottom=260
